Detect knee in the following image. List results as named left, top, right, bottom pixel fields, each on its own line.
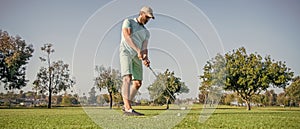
left=123, top=75, right=132, bottom=83
left=133, top=80, right=142, bottom=89
left=137, top=81, right=142, bottom=87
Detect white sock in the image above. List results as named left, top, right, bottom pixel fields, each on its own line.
left=125, top=109, right=133, bottom=112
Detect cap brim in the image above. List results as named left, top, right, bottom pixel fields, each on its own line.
left=146, top=13, right=155, bottom=19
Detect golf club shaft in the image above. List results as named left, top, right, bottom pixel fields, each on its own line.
left=148, top=66, right=176, bottom=101
left=149, top=66, right=158, bottom=77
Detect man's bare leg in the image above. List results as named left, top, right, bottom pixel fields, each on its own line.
left=129, top=80, right=142, bottom=101
left=122, top=75, right=132, bottom=111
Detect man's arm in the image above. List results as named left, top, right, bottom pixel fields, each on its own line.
left=122, top=28, right=143, bottom=59
left=141, top=40, right=148, bottom=59
left=141, top=40, right=150, bottom=67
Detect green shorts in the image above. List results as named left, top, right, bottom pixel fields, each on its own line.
left=120, top=49, right=143, bottom=80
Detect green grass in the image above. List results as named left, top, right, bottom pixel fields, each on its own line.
left=0, top=105, right=299, bottom=129
left=175, top=105, right=300, bottom=129
left=0, top=107, right=101, bottom=129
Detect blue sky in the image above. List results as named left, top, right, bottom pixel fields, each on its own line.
left=1, top=0, right=299, bottom=99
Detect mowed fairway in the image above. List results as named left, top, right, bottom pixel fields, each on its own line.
left=175, top=105, right=300, bottom=129
left=0, top=107, right=101, bottom=129
left=0, top=105, right=299, bottom=129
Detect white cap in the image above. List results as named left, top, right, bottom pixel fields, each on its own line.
left=140, top=6, right=155, bottom=19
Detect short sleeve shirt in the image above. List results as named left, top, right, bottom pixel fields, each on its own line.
left=120, top=18, right=150, bottom=56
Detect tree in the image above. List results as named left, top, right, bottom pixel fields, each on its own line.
left=251, top=94, right=263, bottom=106
left=113, top=92, right=123, bottom=107
left=88, top=87, right=97, bottom=105
left=70, top=94, right=80, bottom=105
left=0, top=30, right=34, bottom=90
left=264, top=90, right=277, bottom=106
left=277, top=92, right=288, bottom=106
left=96, top=95, right=106, bottom=106
left=79, top=93, right=88, bottom=105
left=33, top=44, right=75, bottom=108
left=148, top=69, right=189, bottom=109
left=2, top=91, right=18, bottom=108
left=94, top=65, right=122, bottom=109
left=200, top=47, right=293, bottom=110
left=285, top=76, right=300, bottom=107
left=199, top=64, right=211, bottom=104
left=61, top=93, right=72, bottom=106
left=224, top=93, right=235, bottom=105
left=102, top=94, right=110, bottom=104
left=199, top=54, right=225, bottom=107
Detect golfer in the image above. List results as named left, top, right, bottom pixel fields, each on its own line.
left=119, top=6, right=154, bottom=116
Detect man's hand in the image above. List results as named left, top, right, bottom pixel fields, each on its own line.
left=140, top=49, right=150, bottom=67
left=137, top=49, right=143, bottom=60
left=143, top=59, right=150, bottom=67
left=138, top=49, right=148, bottom=60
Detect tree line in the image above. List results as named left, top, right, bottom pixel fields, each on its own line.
left=0, top=90, right=80, bottom=107
left=1, top=30, right=299, bottom=110
left=199, top=88, right=299, bottom=108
